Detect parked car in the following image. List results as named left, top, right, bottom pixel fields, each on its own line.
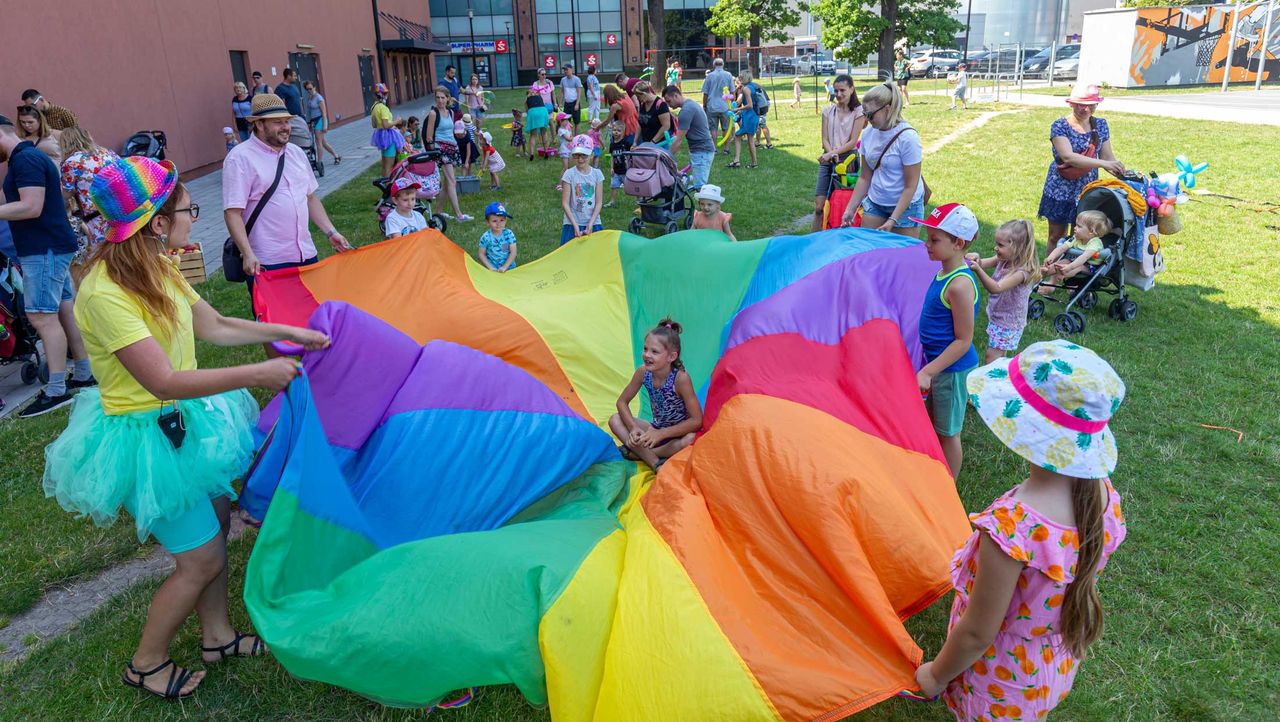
left=770, top=55, right=796, bottom=74
left=1023, top=44, right=1080, bottom=77
left=797, top=53, right=836, bottom=75
left=1051, top=56, right=1080, bottom=80
left=971, top=47, right=1042, bottom=75
left=908, top=50, right=963, bottom=77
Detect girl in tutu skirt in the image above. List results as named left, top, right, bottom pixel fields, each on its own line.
left=44, top=157, right=329, bottom=700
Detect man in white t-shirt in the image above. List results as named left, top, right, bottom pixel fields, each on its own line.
left=560, top=65, right=584, bottom=133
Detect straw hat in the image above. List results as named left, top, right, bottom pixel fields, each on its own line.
left=1066, top=82, right=1104, bottom=105
left=968, top=340, right=1125, bottom=478
left=89, top=157, right=179, bottom=243
left=248, top=93, right=293, bottom=120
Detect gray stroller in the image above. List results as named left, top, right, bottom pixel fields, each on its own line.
left=288, top=116, right=324, bottom=177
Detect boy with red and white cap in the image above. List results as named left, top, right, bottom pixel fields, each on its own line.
left=384, top=177, right=428, bottom=238
left=911, top=201, right=981, bottom=480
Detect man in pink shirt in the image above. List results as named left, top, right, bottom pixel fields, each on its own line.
left=223, top=93, right=350, bottom=313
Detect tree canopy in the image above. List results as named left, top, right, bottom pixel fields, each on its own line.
left=806, top=0, right=963, bottom=77
left=707, top=0, right=802, bottom=75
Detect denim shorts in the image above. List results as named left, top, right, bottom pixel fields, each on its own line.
left=561, top=222, right=603, bottom=245
left=19, top=250, right=76, bottom=313
left=860, top=196, right=925, bottom=228
left=688, top=151, right=714, bottom=190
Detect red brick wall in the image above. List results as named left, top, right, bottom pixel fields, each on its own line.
left=1, top=0, right=430, bottom=174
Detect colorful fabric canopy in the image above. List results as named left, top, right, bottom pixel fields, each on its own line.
left=242, top=228, right=971, bottom=718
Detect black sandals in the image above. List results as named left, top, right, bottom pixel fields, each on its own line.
left=122, top=659, right=198, bottom=700
left=202, top=631, right=267, bottom=662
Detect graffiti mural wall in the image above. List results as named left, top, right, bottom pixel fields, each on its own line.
left=1131, top=3, right=1279, bottom=86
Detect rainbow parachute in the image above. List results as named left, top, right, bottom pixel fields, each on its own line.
left=241, top=229, right=970, bottom=719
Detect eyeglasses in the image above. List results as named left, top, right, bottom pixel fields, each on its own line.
left=174, top=203, right=200, bottom=220
left=863, top=104, right=886, bottom=117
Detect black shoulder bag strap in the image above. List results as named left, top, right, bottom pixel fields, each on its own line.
left=223, top=152, right=287, bottom=283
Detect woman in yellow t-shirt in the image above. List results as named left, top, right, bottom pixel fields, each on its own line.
left=42, top=157, right=329, bottom=700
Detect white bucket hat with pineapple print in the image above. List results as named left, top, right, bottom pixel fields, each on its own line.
left=967, top=340, right=1125, bottom=479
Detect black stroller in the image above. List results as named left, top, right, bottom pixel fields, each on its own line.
left=122, top=130, right=167, bottom=160
left=1029, top=173, right=1146, bottom=336
left=0, top=251, right=48, bottom=389
left=289, top=116, right=324, bottom=177
left=618, top=144, right=694, bottom=236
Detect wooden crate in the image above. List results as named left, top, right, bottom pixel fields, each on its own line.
left=171, top=248, right=207, bottom=285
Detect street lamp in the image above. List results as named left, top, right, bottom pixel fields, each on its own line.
left=505, top=21, right=513, bottom=88
left=467, top=7, right=478, bottom=80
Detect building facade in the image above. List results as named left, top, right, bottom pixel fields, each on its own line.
left=1, top=0, right=444, bottom=174
left=431, top=0, right=647, bottom=87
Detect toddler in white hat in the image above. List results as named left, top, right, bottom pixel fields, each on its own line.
left=691, top=184, right=735, bottom=241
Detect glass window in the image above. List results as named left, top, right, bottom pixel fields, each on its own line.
left=492, top=0, right=513, bottom=12
left=429, top=0, right=448, bottom=16
left=431, top=18, right=449, bottom=35
left=600, top=12, right=621, bottom=31
left=579, top=0, right=600, bottom=10
left=470, top=0, right=492, bottom=13
left=558, top=0, right=573, bottom=12
left=579, top=32, right=601, bottom=46
left=580, top=13, right=600, bottom=32
left=597, top=0, right=621, bottom=9
left=538, top=33, right=559, bottom=51
left=536, top=0, right=556, bottom=13
left=473, top=16, right=494, bottom=34
left=601, top=50, right=623, bottom=73
left=449, top=17, right=470, bottom=35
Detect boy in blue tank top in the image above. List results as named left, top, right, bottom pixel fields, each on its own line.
left=910, top=202, right=980, bottom=480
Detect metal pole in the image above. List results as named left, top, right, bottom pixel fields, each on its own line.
left=1257, top=0, right=1276, bottom=90
left=468, top=8, right=478, bottom=81
left=1047, top=0, right=1065, bottom=89
left=506, top=21, right=513, bottom=89
left=371, top=0, right=387, bottom=83
left=570, top=0, right=580, bottom=73
left=1223, top=0, right=1243, bottom=92
left=963, top=0, right=973, bottom=63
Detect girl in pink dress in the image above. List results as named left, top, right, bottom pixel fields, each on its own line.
left=691, top=184, right=735, bottom=240
left=913, top=340, right=1128, bottom=721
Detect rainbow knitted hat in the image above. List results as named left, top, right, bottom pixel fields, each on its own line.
left=89, top=156, right=179, bottom=243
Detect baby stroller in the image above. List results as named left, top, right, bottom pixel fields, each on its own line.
left=1029, top=172, right=1147, bottom=335
left=0, top=251, right=48, bottom=388
left=122, top=130, right=167, bottom=160
left=373, top=151, right=448, bottom=235
left=619, top=144, right=694, bottom=236
left=288, top=116, right=324, bottom=177
left=820, top=148, right=861, bottom=230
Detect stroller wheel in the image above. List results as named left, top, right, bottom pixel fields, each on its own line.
left=1028, top=298, right=1045, bottom=321
left=629, top=218, right=644, bottom=234
left=1077, top=290, right=1097, bottom=310
left=430, top=214, right=449, bottom=233
left=683, top=213, right=693, bottom=230
left=1120, top=299, right=1138, bottom=322
left=1053, top=313, right=1078, bottom=337
left=1108, top=298, right=1124, bottom=320
left=664, top=221, right=680, bottom=235
left=21, top=361, right=39, bottom=386
left=1068, top=311, right=1086, bottom=334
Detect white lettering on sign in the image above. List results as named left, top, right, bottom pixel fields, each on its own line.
left=544, top=55, right=557, bottom=69
left=605, top=33, right=617, bottom=46
left=564, top=34, right=575, bottom=48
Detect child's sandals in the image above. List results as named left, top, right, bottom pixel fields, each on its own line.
left=727, top=161, right=741, bottom=169
left=122, top=659, right=200, bottom=700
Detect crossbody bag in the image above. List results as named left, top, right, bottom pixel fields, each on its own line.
left=223, top=152, right=286, bottom=283
left=873, top=125, right=932, bottom=205
left=1054, top=117, right=1098, bottom=181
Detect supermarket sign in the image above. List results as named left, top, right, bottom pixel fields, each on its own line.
left=450, top=41, right=497, bottom=54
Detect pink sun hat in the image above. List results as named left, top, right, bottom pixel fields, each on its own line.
left=88, top=156, right=179, bottom=243
left=1066, top=82, right=1104, bottom=105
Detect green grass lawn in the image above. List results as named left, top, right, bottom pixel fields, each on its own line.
left=2, top=87, right=1277, bottom=720
left=1023, top=79, right=1280, bottom=97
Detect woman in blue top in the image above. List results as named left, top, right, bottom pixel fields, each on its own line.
left=303, top=81, right=341, bottom=166
left=1037, top=83, right=1125, bottom=256
left=230, top=83, right=252, bottom=141
left=609, top=318, right=704, bottom=472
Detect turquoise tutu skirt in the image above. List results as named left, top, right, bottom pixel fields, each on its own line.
left=43, top=389, right=260, bottom=543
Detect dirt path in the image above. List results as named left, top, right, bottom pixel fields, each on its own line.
left=0, top=516, right=250, bottom=662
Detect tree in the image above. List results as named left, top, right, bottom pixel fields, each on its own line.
left=805, top=0, right=962, bottom=78
left=706, top=0, right=802, bottom=76
left=648, top=0, right=666, bottom=69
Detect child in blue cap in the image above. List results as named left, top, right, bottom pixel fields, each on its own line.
left=479, top=201, right=517, bottom=272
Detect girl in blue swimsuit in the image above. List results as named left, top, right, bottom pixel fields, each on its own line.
left=608, top=318, right=704, bottom=472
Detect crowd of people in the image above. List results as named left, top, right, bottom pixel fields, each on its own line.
left=0, top=59, right=1135, bottom=719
